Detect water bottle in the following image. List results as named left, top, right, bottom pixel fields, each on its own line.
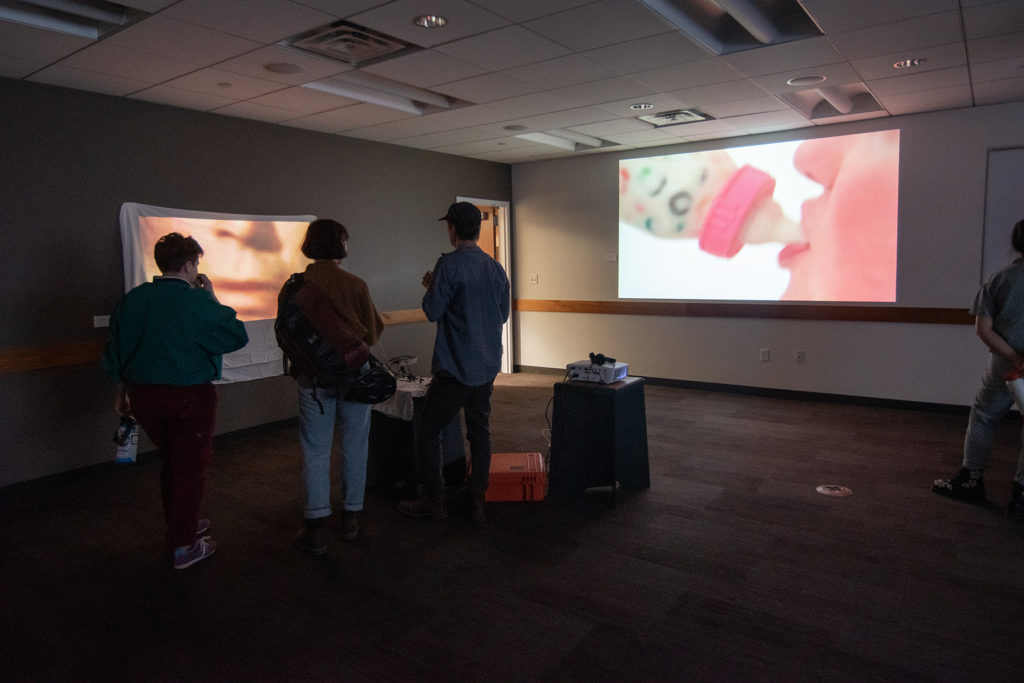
left=114, top=416, right=138, bottom=463
left=1006, top=368, right=1024, bottom=414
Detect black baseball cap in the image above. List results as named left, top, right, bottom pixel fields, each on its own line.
left=438, top=202, right=481, bottom=224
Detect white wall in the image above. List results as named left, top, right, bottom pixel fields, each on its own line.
left=510, top=101, right=1024, bottom=406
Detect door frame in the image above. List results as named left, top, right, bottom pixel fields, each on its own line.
left=458, top=196, right=513, bottom=374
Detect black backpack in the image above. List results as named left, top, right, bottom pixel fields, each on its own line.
left=275, top=273, right=370, bottom=397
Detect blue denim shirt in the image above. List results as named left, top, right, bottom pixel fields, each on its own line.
left=423, top=245, right=510, bottom=386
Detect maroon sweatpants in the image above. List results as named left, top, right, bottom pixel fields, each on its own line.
left=129, top=383, right=217, bottom=550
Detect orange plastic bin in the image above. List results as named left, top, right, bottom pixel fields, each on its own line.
left=485, top=452, right=548, bottom=502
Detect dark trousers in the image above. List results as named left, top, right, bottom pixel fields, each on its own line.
left=416, top=374, right=494, bottom=494
left=129, top=383, right=217, bottom=550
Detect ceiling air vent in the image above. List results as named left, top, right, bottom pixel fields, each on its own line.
left=637, top=109, right=714, bottom=127
left=281, top=20, right=419, bottom=68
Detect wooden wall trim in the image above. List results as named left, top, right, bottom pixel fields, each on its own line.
left=1, top=303, right=972, bottom=375
left=514, top=299, right=974, bottom=325
left=0, top=340, right=105, bottom=376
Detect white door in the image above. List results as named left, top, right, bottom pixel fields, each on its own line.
left=459, top=197, right=513, bottom=374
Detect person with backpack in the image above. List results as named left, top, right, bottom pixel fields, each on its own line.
left=103, top=232, right=249, bottom=569
left=282, top=218, right=383, bottom=554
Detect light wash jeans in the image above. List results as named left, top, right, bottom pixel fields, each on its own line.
left=297, top=383, right=371, bottom=519
left=963, top=353, right=1024, bottom=484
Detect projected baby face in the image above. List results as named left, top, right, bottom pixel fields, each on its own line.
left=140, top=217, right=310, bottom=320
left=781, top=129, right=899, bottom=301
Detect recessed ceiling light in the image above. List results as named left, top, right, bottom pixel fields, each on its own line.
left=893, top=58, right=927, bottom=70
left=786, top=75, right=826, bottom=86
left=413, top=15, right=448, bottom=28
left=629, top=103, right=654, bottom=110
left=264, top=62, right=304, bottom=74
left=216, top=82, right=232, bottom=88
left=503, top=124, right=529, bottom=131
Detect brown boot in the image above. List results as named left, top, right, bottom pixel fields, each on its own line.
left=295, top=518, right=329, bottom=555
left=467, top=488, right=486, bottom=524
left=340, top=510, right=359, bottom=541
left=398, top=489, right=447, bottom=520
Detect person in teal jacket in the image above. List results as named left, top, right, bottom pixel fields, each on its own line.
left=103, top=232, right=248, bottom=569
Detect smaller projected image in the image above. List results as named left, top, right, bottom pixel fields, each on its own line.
left=618, top=129, right=900, bottom=302
left=120, top=204, right=314, bottom=321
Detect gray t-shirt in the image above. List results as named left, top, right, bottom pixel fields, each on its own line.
left=972, top=259, right=1024, bottom=350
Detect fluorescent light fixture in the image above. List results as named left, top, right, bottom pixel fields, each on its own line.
left=715, top=0, right=780, bottom=44
left=545, top=129, right=604, bottom=148
left=333, top=71, right=452, bottom=109
left=815, top=87, right=854, bottom=114
left=514, top=132, right=577, bottom=151
left=0, top=0, right=141, bottom=40
left=636, top=0, right=723, bottom=54
left=303, top=79, right=423, bottom=114
left=301, top=72, right=455, bottom=115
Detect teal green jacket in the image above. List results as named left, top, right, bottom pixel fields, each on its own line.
left=103, top=277, right=249, bottom=385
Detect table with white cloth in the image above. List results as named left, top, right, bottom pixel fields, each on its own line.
left=367, top=376, right=466, bottom=495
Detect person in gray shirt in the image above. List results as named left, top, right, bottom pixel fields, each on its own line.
left=399, top=202, right=510, bottom=524
left=934, top=218, right=1024, bottom=517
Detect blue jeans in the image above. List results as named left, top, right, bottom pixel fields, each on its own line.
left=416, top=373, right=493, bottom=494
left=963, top=353, right=1024, bottom=484
left=297, top=383, right=370, bottom=518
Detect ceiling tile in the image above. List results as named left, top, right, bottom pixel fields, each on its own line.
left=967, top=32, right=1024, bottom=63
left=699, top=96, right=788, bottom=119
left=434, top=72, right=542, bottom=103
left=55, top=43, right=199, bottom=84
left=466, top=0, right=598, bottom=23
left=213, top=100, right=305, bottom=123
left=361, top=50, right=486, bottom=87
left=723, top=37, right=842, bottom=78
left=249, top=86, right=360, bottom=113
left=215, top=46, right=350, bottom=84
left=876, top=84, right=973, bottom=115
left=28, top=65, right=151, bottom=96
left=970, top=56, right=1024, bottom=83
left=524, top=0, right=672, bottom=52
left=867, top=66, right=970, bottom=97
left=160, top=0, right=335, bottom=42
left=962, top=0, right=1024, bottom=40
left=350, top=0, right=509, bottom=48
left=800, top=0, right=957, bottom=33
left=502, top=54, right=617, bottom=89
left=829, top=12, right=962, bottom=60
left=666, top=79, right=773, bottom=107
left=633, top=58, right=743, bottom=92
left=105, top=15, right=262, bottom=64
left=159, top=67, right=287, bottom=100
left=584, top=32, right=710, bottom=74
left=850, top=42, right=967, bottom=82
left=129, top=84, right=238, bottom=110
left=288, top=0, right=382, bottom=18
left=973, top=75, right=1024, bottom=105
left=435, top=25, right=571, bottom=71
left=0, top=22, right=91, bottom=70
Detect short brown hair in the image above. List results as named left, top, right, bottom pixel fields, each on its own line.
left=154, top=232, right=203, bottom=273
left=301, top=219, right=349, bottom=260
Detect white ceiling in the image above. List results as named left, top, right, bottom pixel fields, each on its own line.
left=2, top=0, right=1023, bottom=163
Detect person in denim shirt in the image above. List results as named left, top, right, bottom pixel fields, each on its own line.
left=399, top=203, right=510, bottom=523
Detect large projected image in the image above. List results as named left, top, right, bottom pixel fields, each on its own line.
left=119, top=203, right=316, bottom=383
left=120, top=203, right=314, bottom=321
left=618, top=129, right=900, bottom=302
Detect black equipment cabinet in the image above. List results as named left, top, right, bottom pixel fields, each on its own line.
left=549, top=377, right=650, bottom=503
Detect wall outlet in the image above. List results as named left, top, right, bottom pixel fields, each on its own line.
left=93, top=315, right=110, bottom=328
left=529, top=273, right=539, bottom=284
left=795, top=349, right=806, bottom=363
left=759, top=348, right=770, bottom=362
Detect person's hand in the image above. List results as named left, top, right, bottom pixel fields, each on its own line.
left=113, top=386, right=131, bottom=417
left=195, top=273, right=218, bottom=300
left=422, top=271, right=433, bottom=289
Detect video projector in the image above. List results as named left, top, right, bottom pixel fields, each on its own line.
left=566, top=352, right=628, bottom=384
